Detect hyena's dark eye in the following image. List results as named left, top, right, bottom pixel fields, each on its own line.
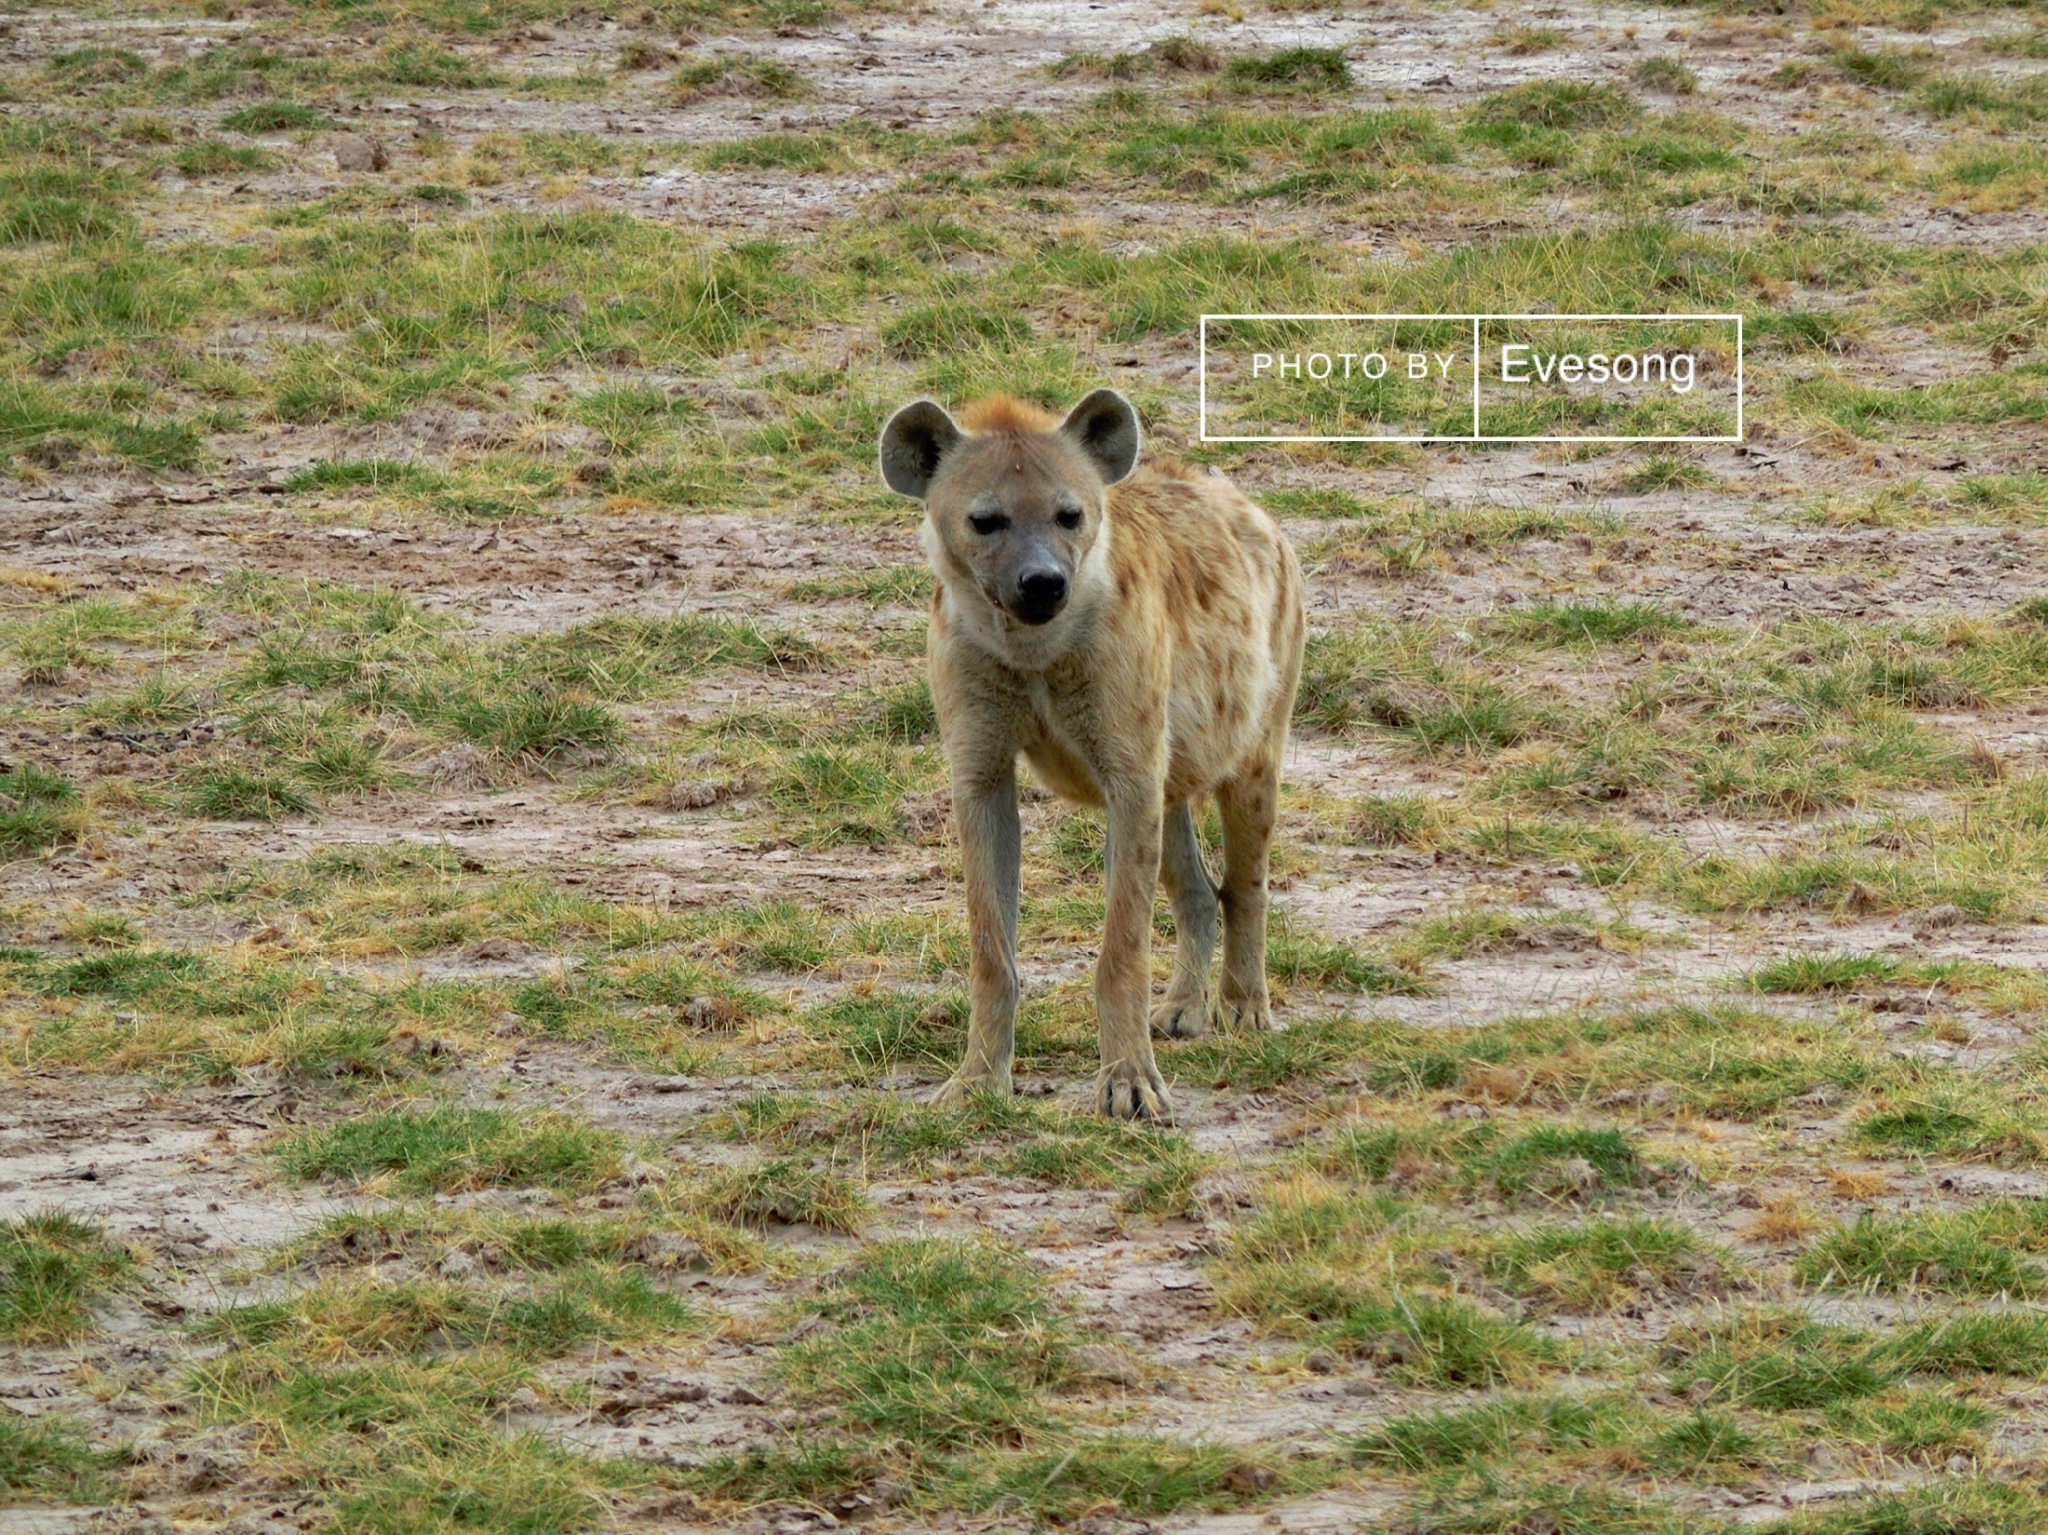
left=1056, top=509, right=1083, bottom=531
left=969, top=513, right=1010, bottom=535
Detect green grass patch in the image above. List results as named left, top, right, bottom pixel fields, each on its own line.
left=1298, top=626, right=1532, bottom=751
left=1226, top=48, right=1351, bottom=92
left=1474, top=80, right=1640, bottom=131
left=1179, top=1013, right=1373, bottom=1092
left=1266, top=921, right=1428, bottom=995
left=1307, top=1116, right=1494, bottom=1189
left=1787, top=1483, right=2048, bottom=1535
left=782, top=1239, right=1067, bottom=1449
left=282, top=458, right=442, bottom=495
left=787, top=564, right=933, bottom=605
left=1881, top=1310, right=2048, bottom=1377
left=173, top=139, right=277, bottom=176
left=436, top=686, right=624, bottom=763
left=1747, top=951, right=1901, bottom=994
left=515, top=614, right=826, bottom=700
left=707, top=1089, right=1020, bottom=1166
left=1620, top=455, right=1719, bottom=492
left=997, top=1117, right=1209, bottom=1216
left=806, top=990, right=965, bottom=1078
left=1355, top=1003, right=1900, bottom=1122
left=0, top=1211, right=131, bottom=1343
left=1323, top=1294, right=1560, bottom=1388
left=1473, top=1125, right=1646, bottom=1198
left=3, top=942, right=484, bottom=1084
left=962, top=1437, right=1296, bottom=1521
left=1797, top=1201, right=2048, bottom=1297
left=764, top=745, right=934, bottom=847
left=0, top=385, right=201, bottom=470
left=1824, top=1391, right=1994, bottom=1461
left=689, top=1157, right=870, bottom=1232
left=282, top=1205, right=705, bottom=1274
left=1664, top=1313, right=1892, bottom=1409
left=1504, top=599, right=1693, bottom=646
left=1354, top=1391, right=1638, bottom=1472
left=276, top=1106, right=625, bottom=1194
left=188, top=1348, right=639, bottom=1535
left=191, top=767, right=315, bottom=820
left=1213, top=1177, right=1557, bottom=1386
left=196, top=1268, right=692, bottom=1359
left=0, top=764, right=81, bottom=855
left=1348, top=791, right=1442, bottom=849
left=0, top=1412, right=113, bottom=1500
left=220, top=100, right=340, bottom=132
left=1851, top=1088, right=2048, bottom=1162
left=1634, top=57, right=1698, bottom=95
left=701, top=131, right=850, bottom=173
left=1484, top=1217, right=1730, bottom=1310
left=671, top=54, right=807, bottom=103
left=47, top=46, right=147, bottom=84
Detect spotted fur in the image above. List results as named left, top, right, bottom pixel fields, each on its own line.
left=878, top=387, right=1306, bottom=1121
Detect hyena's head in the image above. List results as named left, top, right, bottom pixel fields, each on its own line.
left=878, top=388, right=1140, bottom=629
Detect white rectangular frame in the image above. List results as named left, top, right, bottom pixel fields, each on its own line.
left=1197, top=312, right=1744, bottom=444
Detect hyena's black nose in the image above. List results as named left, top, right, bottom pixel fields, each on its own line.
left=1015, top=569, right=1069, bottom=625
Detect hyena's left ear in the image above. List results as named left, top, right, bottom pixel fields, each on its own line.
left=879, top=399, right=961, bottom=499
left=1059, top=388, right=1142, bottom=486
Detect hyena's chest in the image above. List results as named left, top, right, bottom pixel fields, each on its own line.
left=1014, top=671, right=1110, bottom=806
left=1009, top=649, right=1268, bottom=806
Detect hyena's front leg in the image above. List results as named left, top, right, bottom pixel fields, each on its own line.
left=933, top=762, right=1021, bottom=1103
left=1215, top=757, right=1281, bottom=1032
left=1097, top=785, right=1173, bottom=1122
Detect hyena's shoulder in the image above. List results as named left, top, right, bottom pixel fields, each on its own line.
left=1113, top=458, right=1286, bottom=573
left=1105, top=459, right=1292, bottom=633
left=1116, top=457, right=1273, bottom=535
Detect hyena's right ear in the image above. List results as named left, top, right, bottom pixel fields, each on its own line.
left=879, top=399, right=962, bottom=499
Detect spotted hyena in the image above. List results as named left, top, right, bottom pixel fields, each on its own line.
left=877, top=388, right=1306, bottom=1122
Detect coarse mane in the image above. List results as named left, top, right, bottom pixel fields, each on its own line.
left=955, top=393, right=1058, bottom=435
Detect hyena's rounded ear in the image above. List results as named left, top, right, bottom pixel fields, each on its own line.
left=879, top=399, right=961, bottom=499
left=1059, top=387, right=1141, bottom=486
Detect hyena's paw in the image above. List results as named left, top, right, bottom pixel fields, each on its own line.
left=1149, top=990, right=1212, bottom=1040
left=1216, top=982, right=1277, bottom=1033
left=929, top=1066, right=1011, bottom=1106
left=1097, top=1059, right=1175, bottom=1124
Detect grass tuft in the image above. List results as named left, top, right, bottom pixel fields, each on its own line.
left=0, top=764, right=81, bottom=855
left=1485, top=1217, right=1730, bottom=1310
left=1664, top=1313, right=1891, bottom=1409
left=1798, top=1202, right=2048, bottom=1297
left=221, top=100, right=340, bottom=132
left=1476, top=1125, right=1645, bottom=1198
left=276, top=1106, right=625, bottom=1194
left=0, top=1211, right=131, bottom=1343
left=1634, top=57, right=1698, bottom=94
left=690, top=1158, right=870, bottom=1233
left=783, top=1239, right=1067, bottom=1448
left=192, top=767, right=314, bottom=820
left=0, top=1412, right=112, bottom=1499
left=1227, top=48, right=1352, bottom=92
left=197, top=1268, right=693, bottom=1359
left=1506, top=600, right=1692, bottom=646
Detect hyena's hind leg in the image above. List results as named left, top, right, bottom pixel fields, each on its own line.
left=1214, top=758, right=1280, bottom=1032
left=1150, top=801, right=1219, bottom=1040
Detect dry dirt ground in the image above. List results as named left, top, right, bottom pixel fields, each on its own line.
left=3, top=0, right=2048, bottom=1529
